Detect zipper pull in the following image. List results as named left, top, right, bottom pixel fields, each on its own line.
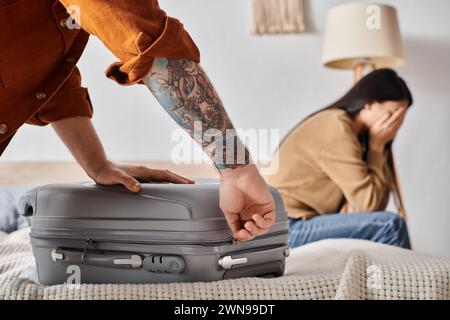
left=81, top=238, right=93, bottom=263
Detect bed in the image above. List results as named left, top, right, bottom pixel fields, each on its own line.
left=1, top=162, right=449, bottom=300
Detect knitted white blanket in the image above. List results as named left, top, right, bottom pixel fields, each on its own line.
left=1, top=229, right=449, bottom=300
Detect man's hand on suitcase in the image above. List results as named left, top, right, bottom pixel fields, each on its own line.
left=219, top=165, right=276, bottom=241
left=93, top=161, right=194, bottom=192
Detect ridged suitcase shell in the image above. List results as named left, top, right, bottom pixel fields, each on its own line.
left=19, top=182, right=289, bottom=285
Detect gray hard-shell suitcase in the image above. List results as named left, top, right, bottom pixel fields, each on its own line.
left=18, top=182, right=289, bottom=285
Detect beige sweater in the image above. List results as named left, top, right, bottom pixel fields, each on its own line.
left=267, top=109, right=390, bottom=220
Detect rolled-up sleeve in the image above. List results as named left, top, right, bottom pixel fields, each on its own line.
left=58, top=0, right=201, bottom=85
left=26, top=67, right=93, bottom=126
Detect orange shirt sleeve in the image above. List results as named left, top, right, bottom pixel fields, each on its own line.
left=58, top=0, right=201, bottom=85
left=27, top=67, right=93, bottom=126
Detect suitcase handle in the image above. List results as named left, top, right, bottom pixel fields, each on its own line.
left=218, top=246, right=289, bottom=270
left=51, top=249, right=143, bottom=269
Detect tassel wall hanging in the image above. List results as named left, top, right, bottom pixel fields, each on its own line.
left=251, top=0, right=306, bottom=35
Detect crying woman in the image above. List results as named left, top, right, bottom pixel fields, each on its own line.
left=268, top=69, right=413, bottom=249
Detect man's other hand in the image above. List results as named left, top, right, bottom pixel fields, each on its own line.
left=219, top=165, right=276, bottom=241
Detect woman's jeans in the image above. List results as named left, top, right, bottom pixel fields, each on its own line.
left=288, top=211, right=411, bottom=249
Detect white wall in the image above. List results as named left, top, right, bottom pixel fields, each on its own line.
left=3, top=0, right=450, bottom=256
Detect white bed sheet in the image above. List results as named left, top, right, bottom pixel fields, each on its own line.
left=1, top=228, right=449, bottom=300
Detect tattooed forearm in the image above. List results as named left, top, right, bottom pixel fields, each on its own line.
left=144, top=58, right=250, bottom=169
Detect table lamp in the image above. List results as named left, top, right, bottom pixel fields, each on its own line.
left=322, top=2, right=405, bottom=83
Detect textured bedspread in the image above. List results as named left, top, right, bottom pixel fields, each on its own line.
left=1, top=228, right=449, bottom=300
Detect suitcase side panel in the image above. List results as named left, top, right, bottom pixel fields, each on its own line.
left=32, top=233, right=288, bottom=285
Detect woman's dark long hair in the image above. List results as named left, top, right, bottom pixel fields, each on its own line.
left=326, top=68, right=413, bottom=116
left=282, top=68, right=413, bottom=218
left=325, top=68, right=413, bottom=154
left=282, top=68, right=413, bottom=149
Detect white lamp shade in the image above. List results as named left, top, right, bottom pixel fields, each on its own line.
left=323, top=2, right=405, bottom=69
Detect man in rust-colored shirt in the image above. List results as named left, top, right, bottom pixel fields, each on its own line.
left=0, top=0, right=275, bottom=240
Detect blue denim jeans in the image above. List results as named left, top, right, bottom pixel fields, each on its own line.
left=288, top=211, right=411, bottom=249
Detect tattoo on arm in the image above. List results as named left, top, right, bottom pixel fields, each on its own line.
left=144, top=58, right=250, bottom=169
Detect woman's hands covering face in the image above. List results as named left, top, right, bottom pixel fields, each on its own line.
left=369, top=107, right=407, bottom=152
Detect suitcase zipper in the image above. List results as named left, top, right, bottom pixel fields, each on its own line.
left=30, top=234, right=233, bottom=246
left=30, top=230, right=288, bottom=247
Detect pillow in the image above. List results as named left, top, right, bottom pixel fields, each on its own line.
left=0, top=187, right=31, bottom=233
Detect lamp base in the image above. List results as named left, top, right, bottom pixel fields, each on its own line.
left=353, top=61, right=377, bottom=83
